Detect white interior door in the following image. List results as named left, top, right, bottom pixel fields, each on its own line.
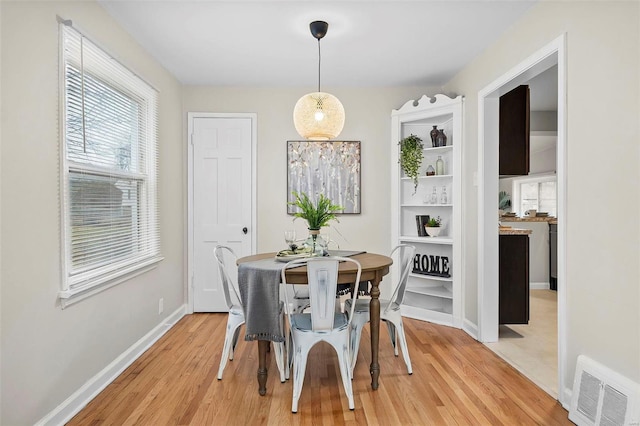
left=191, top=115, right=254, bottom=312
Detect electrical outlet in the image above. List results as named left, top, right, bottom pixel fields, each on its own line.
left=158, top=298, right=164, bottom=315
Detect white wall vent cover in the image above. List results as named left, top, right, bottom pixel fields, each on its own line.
left=569, top=355, right=640, bottom=426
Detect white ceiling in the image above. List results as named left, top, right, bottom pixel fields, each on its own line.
left=98, top=0, right=537, bottom=88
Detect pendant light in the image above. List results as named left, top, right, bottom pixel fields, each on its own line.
left=293, top=21, right=345, bottom=140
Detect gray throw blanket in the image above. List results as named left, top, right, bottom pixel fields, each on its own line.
left=237, top=259, right=285, bottom=342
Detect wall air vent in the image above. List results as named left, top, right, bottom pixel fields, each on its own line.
left=569, top=355, right=640, bottom=426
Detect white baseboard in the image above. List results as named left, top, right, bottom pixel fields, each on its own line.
left=462, top=318, right=479, bottom=340
left=36, top=305, right=187, bottom=426
left=530, top=282, right=550, bottom=290
left=562, top=386, right=572, bottom=410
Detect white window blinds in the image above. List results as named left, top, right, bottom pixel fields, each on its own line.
left=59, top=23, right=161, bottom=302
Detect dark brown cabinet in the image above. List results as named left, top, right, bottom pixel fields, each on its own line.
left=499, top=234, right=529, bottom=324
left=499, top=85, right=530, bottom=176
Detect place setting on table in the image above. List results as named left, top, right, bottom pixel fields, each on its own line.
left=236, top=222, right=367, bottom=344
left=276, top=229, right=367, bottom=260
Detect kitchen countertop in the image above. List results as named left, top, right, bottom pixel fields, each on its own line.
left=500, top=216, right=556, bottom=223
left=499, top=226, right=532, bottom=235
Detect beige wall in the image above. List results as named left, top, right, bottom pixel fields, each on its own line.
left=183, top=86, right=437, bottom=258
left=0, top=2, right=183, bottom=424
left=2, top=0, right=639, bottom=423
left=444, top=0, right=640, bottom=394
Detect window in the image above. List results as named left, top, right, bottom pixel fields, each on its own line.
left=59, top=23, right=161, bottom=305
left=512, top=174, right=557, bottom=217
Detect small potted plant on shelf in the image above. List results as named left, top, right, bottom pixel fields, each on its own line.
left=288, top=191, right=342, bottom=255
left=399, top=134, right=424, bottom=194
left=424, top=216, right=442, bottom=237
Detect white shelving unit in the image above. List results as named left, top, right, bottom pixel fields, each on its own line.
left=391, top=94, right=463, bottom=328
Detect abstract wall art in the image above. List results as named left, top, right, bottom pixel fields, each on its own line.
left=287, top=141, right=361, bottom=214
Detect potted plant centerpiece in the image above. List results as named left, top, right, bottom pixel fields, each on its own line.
left=288, top=191, right=342, bottom=256
left=399, top=134, right=424, bottom=194
left=424, top=216, right=442, bottom=237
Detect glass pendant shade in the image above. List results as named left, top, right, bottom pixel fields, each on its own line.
left=293, top=91, right=345, bottom=140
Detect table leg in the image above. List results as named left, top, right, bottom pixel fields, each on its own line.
left=257, top=340, right=269, bottom=396
left=369, top=273, right=382, bottom=390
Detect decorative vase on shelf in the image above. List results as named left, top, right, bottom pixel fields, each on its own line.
left=304, top=229, right=327, bottom=256
left=436, top=129, right=447, bottom=147
left=430, top=125, right=439, bottom=147
left=426, top=164, right=435, bottom=176
left=435, top=156, right=444, bottom=175
left=440, top=186, right=448, bottom=204
left=430, top=187, right=438, bottom=204
left=424, top=226, right=441, bottom=237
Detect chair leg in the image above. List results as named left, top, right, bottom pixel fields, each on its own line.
left=285, top=331, right=292, bottom=380
left=385, top=317, right=413, bottom=374
left=332, top=340, right=355, bottom=410
left=393, top=319, right=412, bottom=375
left=291, top=341, right=310, bottom=413
left=385, top=320, right=399, bottom=356
left=217, top=320, right=243, bottom=380
left=230, top=326, right=242, bottom=360
left=349, top=313, right=367, bottom=377
left=273, top=342, right=286, bottom=383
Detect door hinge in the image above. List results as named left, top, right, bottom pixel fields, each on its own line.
left=190, top=133, right=195, bottom=145
left=191, top=274, right=195, bottom=288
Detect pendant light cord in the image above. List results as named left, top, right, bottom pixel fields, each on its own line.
left=317, top=39, right=321, bottom=93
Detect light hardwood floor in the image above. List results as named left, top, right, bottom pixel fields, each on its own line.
left=68, top=313, right=570, bottom=425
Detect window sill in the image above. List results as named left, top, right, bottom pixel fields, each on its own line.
left=58, top=256, right=164, bottom=308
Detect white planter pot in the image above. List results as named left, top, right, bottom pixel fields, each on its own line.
left=425, top=226, right=441, bottom=237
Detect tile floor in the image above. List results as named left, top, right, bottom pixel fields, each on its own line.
left=485, top=289, right=558, bottom=397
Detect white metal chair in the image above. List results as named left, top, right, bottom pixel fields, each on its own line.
left=345, top=244, right=415, bottom=376
left=281, top=256, right=362, bottom=413
left=289, top=285, right=310, bottom=314
left=214, top=246, right=286, bottom=382
left=287, top=235, right=343, bottom=314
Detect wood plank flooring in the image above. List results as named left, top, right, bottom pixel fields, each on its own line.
left=68, top=314, right=571, bottom=425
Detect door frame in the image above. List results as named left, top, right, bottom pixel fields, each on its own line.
left=186, top=112, right=257, bottom=314
left=476, top=34, right=568, bottom=405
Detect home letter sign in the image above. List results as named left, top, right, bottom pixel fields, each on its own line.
left=412, top=254, right=451, bottom=278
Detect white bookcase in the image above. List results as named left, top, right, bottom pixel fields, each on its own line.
left=390, top=94, right=463, bottom=328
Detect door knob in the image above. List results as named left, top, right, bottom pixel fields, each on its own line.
left=242, top=227, right=248, bottom=234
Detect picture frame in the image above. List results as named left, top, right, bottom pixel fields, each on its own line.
left=287, top=140, right=361, bottom=214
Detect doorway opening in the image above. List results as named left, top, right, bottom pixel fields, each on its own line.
left=476, top=35, right=567, bottom=405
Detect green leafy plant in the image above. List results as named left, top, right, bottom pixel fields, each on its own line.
left=399, top=134, right=424, bottom=194
left=288, top=191, right=342, bottom=230
left=426, top=216, right=441, bottom=227
left=499, top=191, right=511, bottom=210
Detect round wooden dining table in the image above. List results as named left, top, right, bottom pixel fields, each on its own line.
left=237, top=251, right=393, bottom=396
